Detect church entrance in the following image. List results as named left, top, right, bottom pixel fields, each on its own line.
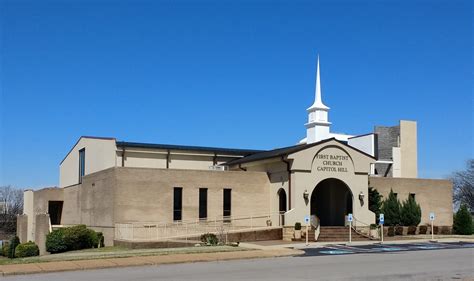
left=278, top=188, right=287, bottom=225
left=310, top=178, right=353, bottom=226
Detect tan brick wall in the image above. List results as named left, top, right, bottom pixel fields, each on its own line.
left=369, top=177, right=453, bottom=226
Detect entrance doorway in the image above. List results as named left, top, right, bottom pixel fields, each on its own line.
left=310, top=178, right=352, bottom=226
left=48, top=201, right=63, bottom=225
left=278, top=188, right=287, bottom=225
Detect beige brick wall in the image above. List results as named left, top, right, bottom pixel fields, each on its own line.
left=369, top=177, right=453, bottom=226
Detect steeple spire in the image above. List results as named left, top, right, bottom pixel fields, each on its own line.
left=309, top=55, right=329, bottom=110
left=304, top=54, right=331, bottom=144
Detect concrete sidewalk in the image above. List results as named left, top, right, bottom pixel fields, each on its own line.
left=0, top=248, right=303, bottom=276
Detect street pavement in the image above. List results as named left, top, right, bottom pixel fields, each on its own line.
left=4, top=244, right=473, bottom=280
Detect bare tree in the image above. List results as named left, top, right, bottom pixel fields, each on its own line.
left=450, top=159, right=474, bottom=211
left=0, top=185, right=24, bottom=234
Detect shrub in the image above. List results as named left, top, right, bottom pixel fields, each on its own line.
left=400, top=196, right=421, bottom=226
left=8, top=236, right=20, bottom=258
left=2, top=244, right=9, bottom=257
left=63, top=225, right=98, bottom=251
left=294, top=222, right=302, bottom=230
left=200, top=233, right=218, bottom=246
left=453, top=205, right=473, bottom=235
left=387, top=226, right=395, bottom=237
left=15, top=242, right=39, bottom=258
left=419, top=225, right=427, bottom=234
left=433, top=226, right=439, bottom=235
left=96, top=232, right=105, bottom=248
left=46, top=228, right=68, bottom=253
left=407, top=226, right=417, bottom=235
left=395, top=226, right=403, bottom=236
left=440, top=226, right=451, bottom=235
left=381, top=189, right=401, bottom=226
left=370, top=224, right=377, bottom=230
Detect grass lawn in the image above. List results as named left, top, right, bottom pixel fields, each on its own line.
left=0, top=245, right=248, bottom=265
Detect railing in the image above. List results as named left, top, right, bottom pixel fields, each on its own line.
left=115, top=212, right=284, bottom=242
left=352, top=216, right=378, bottom=240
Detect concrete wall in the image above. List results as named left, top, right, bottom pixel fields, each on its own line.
left=113, top=167, right=271, bottom=223
left=16, top=215, right=28, bottom=243
left=399, top=120, right=417, bottom=178
left=369, top=177, right=452, bottom=226
left=60, top=137, right=117, bottom=187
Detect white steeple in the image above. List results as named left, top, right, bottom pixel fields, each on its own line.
left=305, top=55, right=332, bottom=144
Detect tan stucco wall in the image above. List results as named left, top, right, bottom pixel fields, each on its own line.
left=113, top=167, right=271, bottom=223
left=369, top=177, right=452, bottom=226
left=60, top=137, right=117, bottom=187
left=400, top=120, right=418, bottom=178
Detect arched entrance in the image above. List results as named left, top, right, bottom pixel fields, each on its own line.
left=310, top=178, right=353, bottom=226
left=278, top=188, right=287, bottom=225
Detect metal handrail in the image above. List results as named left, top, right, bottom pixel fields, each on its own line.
left=352, top=215, right=378, bottom=240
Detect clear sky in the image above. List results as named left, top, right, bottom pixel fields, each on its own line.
left=0, top=0, right=472, bottom=188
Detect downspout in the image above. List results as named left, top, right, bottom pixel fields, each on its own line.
left=281, top=156, right=291, bottom=210
left=213, top=153, right=217, bottom=166
left=166, top=150, right=170, bottom=169
left=121, top=147, right=125, bottom=167
left=238, top=164, right=246, bottom=171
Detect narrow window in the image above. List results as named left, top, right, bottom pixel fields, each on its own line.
left=173, top=187, right=183, bottom=221
left=223, top=189, right=231, bottom=220
left=393, top=193, right=398, bottom=199
left=199, top=188, right=208, bottom=220
left=409, top=193, right=415, bottom=200
left=79, top=148, right=86, bottom=183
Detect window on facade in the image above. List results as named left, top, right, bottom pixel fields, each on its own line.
left=79, top=148, right=85, bottom=183
left=409, top=193, right=415, bottom=200
left=393, top=193, right=398, bottom=199
left=199, top=188, right=208, bottom=220
left=173, top=187, right=183, bottom=221
left=223, top=189, right=231, bottom=220
left=48, top=201, right=64, bottom=225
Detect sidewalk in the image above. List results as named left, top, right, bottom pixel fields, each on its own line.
left=0, top=248, right=303, bottom=276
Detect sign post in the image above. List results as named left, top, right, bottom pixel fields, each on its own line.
left=304, top=216, right=310, bottom=246
left=379, top=214, right=384, bottom=244
left=348, top=213, right=353, bottom=244
left=429, top=212, right=435, bottom=241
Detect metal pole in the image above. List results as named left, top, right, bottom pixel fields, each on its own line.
left=380, top=225, right=383, bottom=244
left=349, top=221, right=352, bottom=244
left=431, top=220, right=434, bottom=241
left=305, top=224, right=309, bottom=246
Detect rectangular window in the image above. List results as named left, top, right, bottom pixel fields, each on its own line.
left=48, top=201, right=64, bottom=225
left=199, top=188, right=208, bottom=220
left=79, top=148, right=85, bottom=183
left=393, top=193, right=398, bottom=199
left=223, top=188, right=231, bottom=220
left=173, top=187, right=183, bottom=221
left=409, top=193, right=415, bottom=200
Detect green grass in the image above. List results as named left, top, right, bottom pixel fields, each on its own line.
left=0, top=245, right=248, bottom=265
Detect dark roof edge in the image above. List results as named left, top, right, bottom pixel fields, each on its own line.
left=60, top=136, right=116, bottom=165
left=116, top=141, right=264, bottom=156
left=347, top=133, right=376, bottom=139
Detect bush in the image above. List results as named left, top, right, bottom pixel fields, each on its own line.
left=453, top=205, right=473, bottom=235
left=294, top=222, right=302, bottom=230
left=400, top=196, right=421, bottom=226
left=2, top=243, right=9, bottom=257
left=63, top=225, right=98, bottom=251
left=440, top=226, right=451, bottom=235
left=96, top=232, right=105, bottom=248
left=382, top=189, right=401, bottom=226
left=433, top=226, right=439, bottom=235
left=8, top=236, right=20, bottom=258
left=419, top=225, right=427, bottom=234
left=46, top=228, right=68, bottom=254
left=395, top=226, right=403, bottom=236
left=200, top=233, right=218, bottom=246
left=370, top=224, right=377, bottom=230
left=387, top=226, right=395, bottom=237
left=407, top=226, right=417, bottom=235
left=15, top=242, right=39, bottom=258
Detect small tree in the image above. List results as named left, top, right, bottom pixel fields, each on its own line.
left=369, top=187, right=382, bottom=223
left=381, top=189, right=401, bottom=226
left=400, top=196, right=421, bottom=226
left=453, top=204, right=473, bottom=235
left=8, top=236, right=20, bottom=259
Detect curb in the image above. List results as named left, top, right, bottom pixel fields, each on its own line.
left=0, top=249, right=303, bottom=276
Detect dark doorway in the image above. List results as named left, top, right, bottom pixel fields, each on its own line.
left=48, top=201, right=63, bottom=225
left=278, top=188, right=287, bottom=225
left=310, top=178, right=353, bottom=226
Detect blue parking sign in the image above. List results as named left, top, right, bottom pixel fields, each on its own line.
left=348, top=213, right=353, bottom=222
left=379, top=214, right=384, bottom=225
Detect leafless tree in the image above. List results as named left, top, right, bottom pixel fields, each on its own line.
left=450, top=159, right=474, bottom=211
left=0, top=185, right=24, bottom=234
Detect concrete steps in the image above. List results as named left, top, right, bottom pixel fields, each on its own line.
left=316, top=226, right=371, bottom=242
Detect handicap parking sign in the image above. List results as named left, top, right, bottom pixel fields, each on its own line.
left=429, top=212, right=435, bottom=221
left=348, top=213, right=353, bottom=222
left=379, top=214, right=384, bottom=225
left=304, top=216, right=310, bottom=224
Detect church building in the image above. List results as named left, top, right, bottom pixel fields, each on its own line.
left=18, top=57, right=453, bottom=251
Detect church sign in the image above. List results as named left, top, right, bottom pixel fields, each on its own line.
left=314, top=149, right=351, bottom=173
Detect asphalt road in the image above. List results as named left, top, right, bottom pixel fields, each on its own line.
left=5, top=247, right=474, bottom=281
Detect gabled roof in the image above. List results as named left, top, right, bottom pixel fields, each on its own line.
left=116, top=141, right=263, bottom=156
left=225, top=138, right=376, bottom=166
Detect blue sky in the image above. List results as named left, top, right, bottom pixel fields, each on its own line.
left=0, top=0, right=472, bottom=188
